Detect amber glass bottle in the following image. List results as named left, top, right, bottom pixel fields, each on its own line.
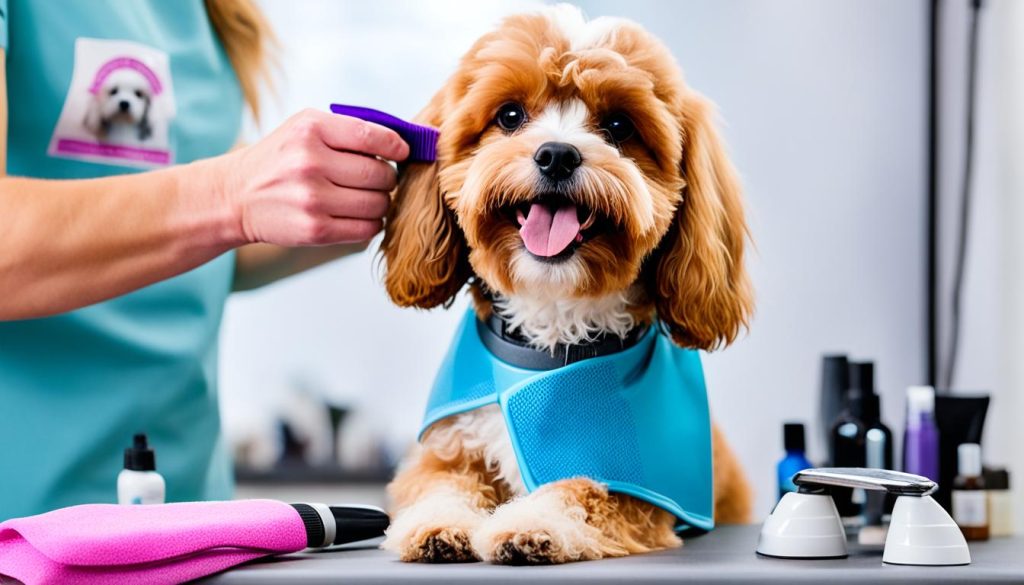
left=952, top=443, right=990, bottom=541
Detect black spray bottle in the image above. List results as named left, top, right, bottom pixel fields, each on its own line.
left=850, top=363, right=892, bottom=471
left=819, top=355, right=850, bottom=457
left=829, top=362, right=872, bottom=520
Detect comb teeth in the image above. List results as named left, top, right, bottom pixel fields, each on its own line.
left=329, top=104, right=439, bottom=163
left=400, top=125, right=439, bottom=163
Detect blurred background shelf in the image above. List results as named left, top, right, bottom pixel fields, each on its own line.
left=234, top=462, right=390, bottom=508
left=234, top=463, right=391, bottom=485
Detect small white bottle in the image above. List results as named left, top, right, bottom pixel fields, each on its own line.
left=117, top=433, right=165, bottom=505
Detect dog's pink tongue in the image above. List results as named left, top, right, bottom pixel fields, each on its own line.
left=520, top=202, right=580, bottom=257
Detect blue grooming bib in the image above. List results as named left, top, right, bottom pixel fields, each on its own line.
left=420, top=309, right=715, bottom=533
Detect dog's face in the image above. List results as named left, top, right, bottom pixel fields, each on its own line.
left=96, top=69, right=151, bottom=127
left=383, top=6, right=752, bottom=350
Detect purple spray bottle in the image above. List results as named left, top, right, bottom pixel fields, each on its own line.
left=903, top=385, right=940, bottom=481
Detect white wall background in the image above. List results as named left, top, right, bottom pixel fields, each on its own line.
left=220, top=0, right=934, bottom=518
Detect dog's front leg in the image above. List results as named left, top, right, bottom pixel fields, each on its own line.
left=472, top=478, right=680, bottom=565
left=382, top=442, right=506, bottom=562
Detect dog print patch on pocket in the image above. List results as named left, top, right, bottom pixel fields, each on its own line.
left=48, top=38, right=177, bottom=168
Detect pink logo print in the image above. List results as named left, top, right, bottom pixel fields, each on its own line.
left=88, top=57, right=163, bottom=96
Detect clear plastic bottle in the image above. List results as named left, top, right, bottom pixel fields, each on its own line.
left=117, top=433, right=165, bottom=505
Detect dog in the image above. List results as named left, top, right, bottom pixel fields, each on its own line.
left=83, top=68, right=153, bottom=144
left=379, top=5, right=754, bottom=565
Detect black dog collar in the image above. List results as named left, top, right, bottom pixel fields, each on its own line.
left=477, top=310, right=649, bottom=370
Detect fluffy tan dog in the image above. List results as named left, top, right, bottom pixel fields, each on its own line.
left=379, top=5, right=754, bottom=565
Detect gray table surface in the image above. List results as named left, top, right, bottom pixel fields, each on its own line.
left=202, top=525, right=1024, bottom=584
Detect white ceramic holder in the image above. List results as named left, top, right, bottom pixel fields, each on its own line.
left=756, top=468, right=971, bottom=566
left=756, top=491, right=848, bottom=559
left=882, top=494, right=971, bottom=566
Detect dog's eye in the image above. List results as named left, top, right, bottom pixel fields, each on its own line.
left=496, top=102, right=527, bottom=132
left=108, top=87, right=118, bottom=96
left=601, top=113, right=635, bottom=144
left=134, top=90, right=143, bottom=98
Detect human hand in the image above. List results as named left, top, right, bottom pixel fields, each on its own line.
left=220, top=108, right=409, bottom=247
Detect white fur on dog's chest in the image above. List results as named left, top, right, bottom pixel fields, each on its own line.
left=492, top=291, right=638, bottom=352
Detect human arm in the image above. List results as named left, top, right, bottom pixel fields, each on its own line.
left=0, top=80, right=408, bottom=320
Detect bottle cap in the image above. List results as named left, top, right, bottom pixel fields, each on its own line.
left=906, top=385, right=935, bottom=416
left=983, top=467, right=1010, bottom=490
left=124, top=433, right=156, bottom=472
left=783, top=423, right=806, bottom=452
left=957, top=443, right=982, bottom=477
left=848, top=361, right=875, bottom=394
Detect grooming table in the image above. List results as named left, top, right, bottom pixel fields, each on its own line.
left=202, top=525, right=1024, bottom=584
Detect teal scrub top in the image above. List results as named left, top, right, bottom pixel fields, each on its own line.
left=0, top=0, right=244, bottom=520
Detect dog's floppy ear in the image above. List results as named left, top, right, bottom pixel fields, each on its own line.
left=645, top=92, right=753, bottom=350
left=138, top=95, right=153, bottom=141
left=83, top=94, right=105, bottom=137
left=380, top=92, right=470, bottom=308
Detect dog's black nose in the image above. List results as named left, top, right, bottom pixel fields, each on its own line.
left=534, top=142, right=582, bottom=182
left=118, top=100, right=130, bottom=112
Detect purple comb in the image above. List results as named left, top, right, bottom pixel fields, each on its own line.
left=329, top=104, right=438, bottom=162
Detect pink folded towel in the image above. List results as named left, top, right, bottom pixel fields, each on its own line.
left=0, top=499, right=307, bottom=584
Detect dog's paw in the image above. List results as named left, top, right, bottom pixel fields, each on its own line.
left=471, top=487, right=605, bottom=564
left=381, top=492, right=484, bottom=563
left=487, top=528, right=563, bottom=565
left=394, top=525, right=478, bottom=563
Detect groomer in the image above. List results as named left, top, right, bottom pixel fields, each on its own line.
left=0, top=0, right=408, bottom=520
